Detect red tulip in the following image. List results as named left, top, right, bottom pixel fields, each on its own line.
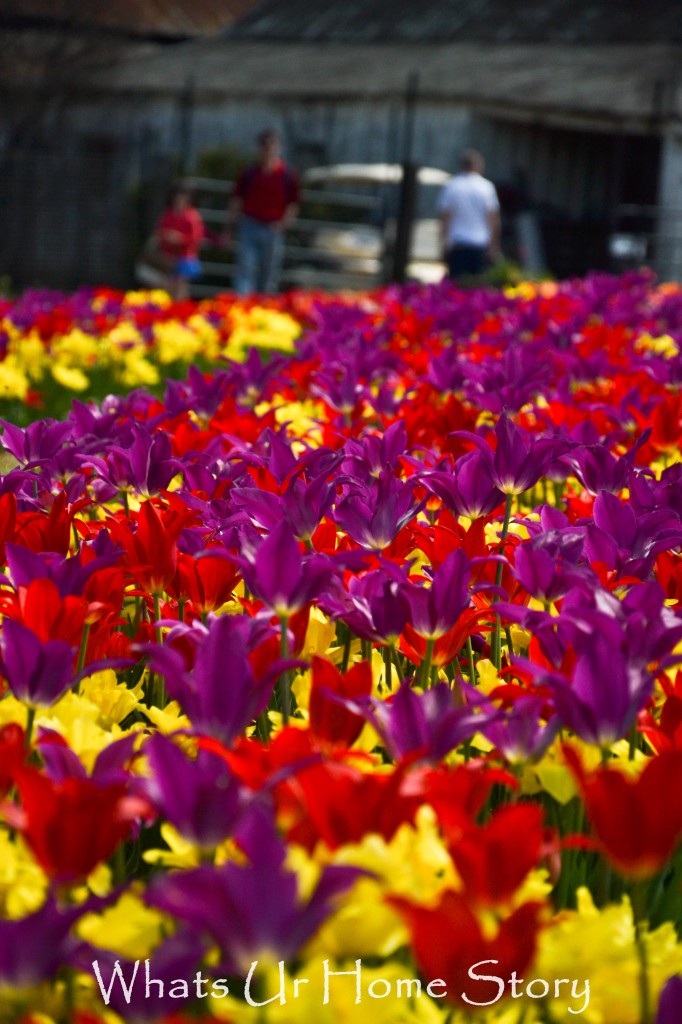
left=0, top=723, right=25, bottom=797
left=444, top=803, right=546, bottom=907
left=109, top=500, right=193, bottom=595
left=309, top=656, right=372, bottom=750
left=10, top=767, right=141, bottom=883
left=564, top=745, right=682, bottom=878
left=0, top=492, right=17, bottom=560
left=422, top=762, right=517, bottom=834
left=389, top=891, right=542, bottom=1008
left=284, top=761, right=422, bottom=852
left=13, top=491, right=80, bottom=556
left=400, top=608, right=495, bottom=668
left=171, top=550, right=241, bottom=614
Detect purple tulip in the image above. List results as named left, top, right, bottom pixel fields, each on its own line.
left=165, top=364, right=231, bottom=418
left=454, top=414, right=569, bottom=495
left=0, top=895, right=108, bottom=987
left=146, top=804, right=363, bottom=973
left=513, top=530, right=588, bottom=603
left=559, top=443, right=637, bottom=495
left=364, top=682, right=497, bottom=763
left=4, top=542, right=117, bottom=599
left=143, top=733, right=244, bottom=847
left=79, top=425, right=183, bottom=499
left=238, top=520, right=333, bottom=616
left=423, top=449, right=504, bottom=519
left=37, top=729, right=138, bottom=787
left=234, top=468, right=336, bottom=541
left=655, top=976, right=682, bottom=1024
left=119, top=425, right=184, bottom=497
left=238, top=427, right=299, bottom=484
left=426, top=344, right=467, bottom=395
left=402, top=548, right=475, bottom=639
left=141, top=614, right=290, bottom=744
left=0, top=618, right=75, bottom=706
left=540, top=634, right=647, bottom=749
left=509, top=581, right=682, bottom=746
left=310, top=364, right=368, bottom=414
left=333, top=469, right=425, bottom=551
left=0, top=418, right=73, bottom=468
left=280, top=470, right=337, bottom=540
left=319, top=567, right=410, bottom=644
left=68, top=397, right=135, bottom=449
left=229, top=486, right=283, bottom=532
left=461, top=340, right=553, bottom=413
left=340, top=420, right=408, bottom=481
left=473, top=692, right=560, bottom=764
left=583, top=490, right=682, bottom=579
left=228, top=347, right=288, bottom=407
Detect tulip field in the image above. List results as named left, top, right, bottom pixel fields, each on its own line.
left=1, top=272, right=682, bottom=1023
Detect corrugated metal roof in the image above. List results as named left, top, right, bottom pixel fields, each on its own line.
left=228, top=0, right=682, bottom=44
left=91, top=39, right=682, bottom=127
left=1, top=0, right=260, bottom=40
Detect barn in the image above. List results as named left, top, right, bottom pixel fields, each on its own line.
left=2, top=0, right=681, bottom=288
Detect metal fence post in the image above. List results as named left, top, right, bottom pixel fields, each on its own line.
left=391, top=72, right=419, bottom=283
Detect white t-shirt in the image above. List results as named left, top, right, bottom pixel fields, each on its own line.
left=438, top=172, right=500, bottom=248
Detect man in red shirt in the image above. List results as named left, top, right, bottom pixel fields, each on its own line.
left=228, top=129, right=300, bottom=295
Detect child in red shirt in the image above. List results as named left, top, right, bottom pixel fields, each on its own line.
left=156, top=185, right=207, bottom=300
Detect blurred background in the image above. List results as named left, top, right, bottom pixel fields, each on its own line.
left=1, top=0, right=681, bottom=292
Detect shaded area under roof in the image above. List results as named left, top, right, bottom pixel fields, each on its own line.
left=227, top=0, right=682, bottom=44
left=92, top=40, right=682, bottom=128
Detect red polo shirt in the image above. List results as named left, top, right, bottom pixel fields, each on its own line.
left=234, top=161, right=300, bottom=224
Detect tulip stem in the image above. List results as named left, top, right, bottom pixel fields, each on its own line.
left=60, top=967, right=75, bottom=1024
left=153, top=594, right=163, bottom=644
left=255, top=711, right=270, bottom=743
left=390, top=644, right=405, bottom=683
left=628, top=722, right=638, bottom=761
left=492, top=493, right=514, bottom=670
left=340, top=626, right=351, bottom=673
left=383, top=646, right=392, bottom=689
left=279, top=614, right=291, bottom=725
left=420, top=638, right=435, bottom=688
left=632, top=883, right=652, bottom=1024
left=466, top=636, right=477, bottom=685
left=153, top=594, right=166, bottom=708
left=25, top=706, right=35, bottom=751
left=75, top=621, right=91, bottom=678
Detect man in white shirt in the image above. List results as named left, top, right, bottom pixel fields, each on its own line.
left=438, top=149, right=501, bottom=279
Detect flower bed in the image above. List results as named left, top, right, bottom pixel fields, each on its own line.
left=0, top=271, right=682, bottom=1023
left=0, top=288, right=305, bottom=423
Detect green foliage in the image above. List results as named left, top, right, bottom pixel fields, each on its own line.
left=457, top=259, right=553, bottom=290
left=194, top=146, right=251, bottom=188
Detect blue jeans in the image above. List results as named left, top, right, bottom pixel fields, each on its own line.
left=234, top=216, right=284, bottom=295
left=446, top=244, right=489, bottom=279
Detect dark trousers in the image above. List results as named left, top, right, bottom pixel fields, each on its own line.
left=446, top=244, right=488, bottom=279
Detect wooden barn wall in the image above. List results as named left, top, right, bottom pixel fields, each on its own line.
left=0, top=89, right=668, bottom=289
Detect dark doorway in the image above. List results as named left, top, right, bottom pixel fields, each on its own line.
left=613, top=134, right=661, bottom=207
left=475, top=117, right=662, bottom=277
